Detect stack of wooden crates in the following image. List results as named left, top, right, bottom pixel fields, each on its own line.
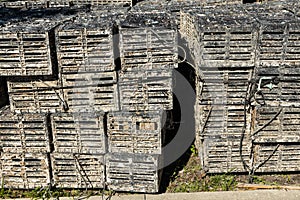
left=105, top=12, right=177, bottom=193
left=0, top=4, right=177, bottom=193
left=180, top=1, right=300, bottom=174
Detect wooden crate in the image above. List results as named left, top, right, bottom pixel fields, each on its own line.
left=0, top=153, right=50, bottom=189
left=253, top=107, right=300, bottom=143
left=197, top=67, right=253, bottom=105
left=255, top=65, right=300, bottom=107
left=56, top=14, right=115, bottom=74
left=120, top=13, right=178, bottom=70
left=106, top=153, right=162, bottom=193
left=199, top=136, right=251, bottom=173
left=107, top=111, right=163, bottom=154
left=119, top=69, right=173, bottom=111
left=51, top=153, right=105, bottom=189
left=195, top=104, right=252, bottom=140
left=0, top=21, right=57, bottom=76
left=254, top=144, right=300, bottom=173
left=61, top=71, right=119, bottom=112
left=51, top=112, right=106, bottom=154
left=194, top=20, right=257, bottom=69
left=0, top=106, right=50, bottom=153
left=8, top=79, right=65, bottom=114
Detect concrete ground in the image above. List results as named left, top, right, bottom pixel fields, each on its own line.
left=88, top=190, right=300, bottom=200
left=9, top=190, right=299, bottom=200
left=6, top=190, right=300, bottom=200
left=96, top=190, right=300, bottom=200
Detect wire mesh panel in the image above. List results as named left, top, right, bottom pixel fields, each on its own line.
left=1, top=1, right=26, bottom=8
left=194, top=19, right=257, bottom=69
left=107, top=111, right=163, bottom=154
left=8, top=80, right=65, bottom=114
left=0, top=153, right=50, bottom=189
left=195, top=105, right=252, bottom=139
left=195, top=104, right=252, bottom=173
left=51, top=153, right=105, bottom=188
left=51, top=112, right=106, bottom=154
left=106, top=153, right=162, bottom=193
left=119, top=69, right=173, bottom=111
left=0, top=106, right=50, bottom=153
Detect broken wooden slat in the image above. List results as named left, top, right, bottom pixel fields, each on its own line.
left=237, top=183, right=300, bottom=191
left=106, top=153, right=162, bottom=193
left=51, top=112, right=106, bottom=154
left=0, top=106, right=50, bottom=153
left=107, top=111, right=163, bottom=155
left=0, top=153, right=50, bottom=189
left=51, top=153, right=105, bottom=189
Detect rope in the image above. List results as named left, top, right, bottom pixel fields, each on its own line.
left=73, top=154, right=93, bottom=192
left=38, top=80, right=69, bottom=111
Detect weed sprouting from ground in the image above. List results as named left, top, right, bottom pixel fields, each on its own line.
left=166, top=145, right=237, bottom=193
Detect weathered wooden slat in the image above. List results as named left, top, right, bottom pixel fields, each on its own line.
left=106, top=153, right=162, bottom=193
left=51, top=153, right=105, bottom=189
left=107, top=111, right=163, bottom=155
left=51, top=112, right=106, bottom=154
left=0, top=153, right=50, bottom=189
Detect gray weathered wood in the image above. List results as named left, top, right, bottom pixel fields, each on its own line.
left=8, top=80, right=65, bottom=114
left=0, top=106, right=50, bottom=153
left=107, top=111, right=163, bottom=155
left=51, top=153, right=105, bottom=188
left=0, top=153, right=50, bottom=189
left=106, top=153, right=162, bottom=193
left=51, top=112, right=106, bottom=154
left=119, top=69, right=173, bottom=111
